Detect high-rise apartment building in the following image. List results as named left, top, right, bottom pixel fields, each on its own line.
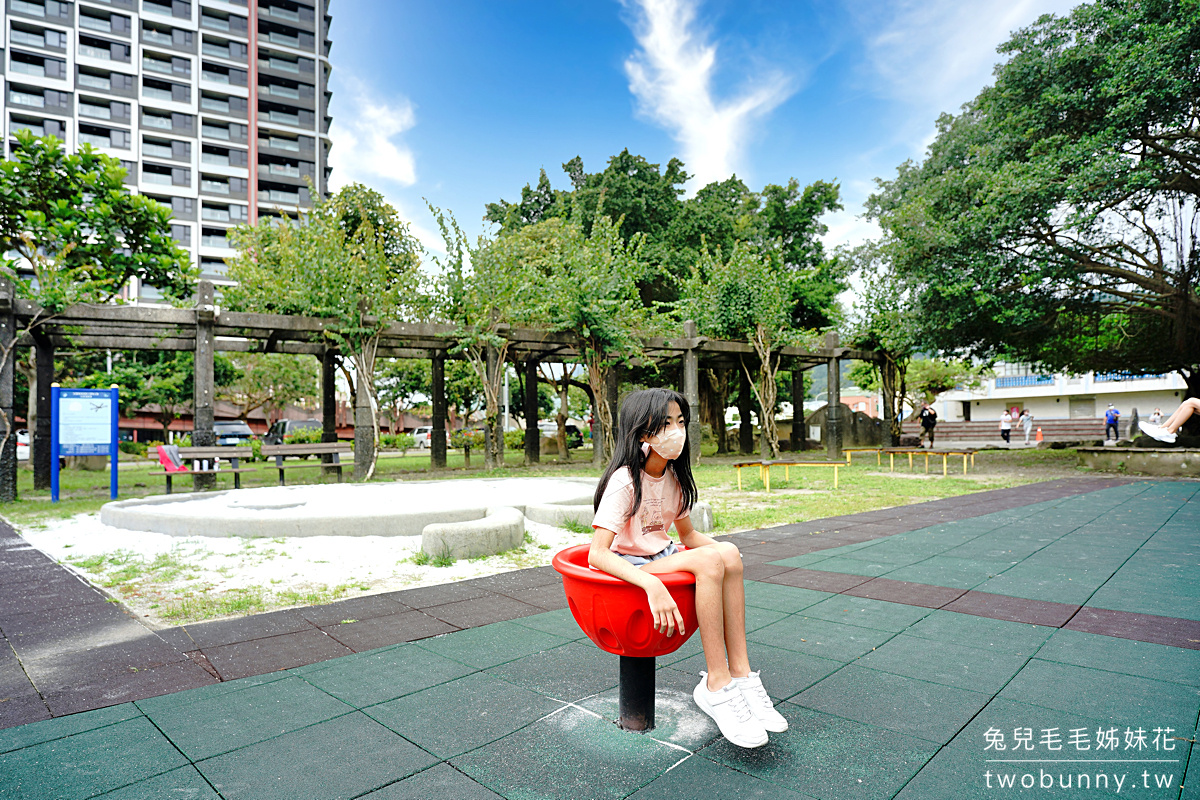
left=1, top=0, right=333, bottom=300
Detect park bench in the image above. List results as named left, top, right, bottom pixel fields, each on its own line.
left=882, top=447, right=976, bottom=476
left=844, top=447, right=884, bottom=466
left=732, top=459, right=841, bottom=492
left=150, top=446, right=258, bottom=494
left=260, top=441, right=353, bottom=485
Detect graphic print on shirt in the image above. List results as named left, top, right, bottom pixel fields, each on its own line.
left=638, top=480, right=666, bottom=537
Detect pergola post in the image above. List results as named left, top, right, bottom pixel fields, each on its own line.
left=0, top=280, right=16, bottom=502
left=321, top=349, right=338, bottom=468
left=192, top=280, right=216, bottom=492
left=737, top=361, right=754, bottom=455
left=523, top=359, right=539, bottom=465
left=32, top=332, right=54, bottom=490
left=682, top=321, right=701, bottom=465
left=881, top=359, right=897, bottom=447
left=825, top=332, right=843, bottom=462
left=791, top=368, right=805, bottom=452
left=431, top=353, right=447, bottom=469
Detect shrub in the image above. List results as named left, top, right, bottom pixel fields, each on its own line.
left=118, top=441, right=148, bottom=457
left=250, top=437, right=263, bottom=462
left=381, top=433, right=415, bottom=451
left=284, top=426, right=323, bottom=444
left=503, top=429, right=525, bottom=450
left=174, top=434, right=192, bottom=447
left=450, top=429, right=484, bottom=451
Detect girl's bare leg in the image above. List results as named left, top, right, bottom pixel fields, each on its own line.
left=642, top=548, right=730, bottom=689
left=1164, top=398, right=1200, bottom=433
left=710, top=542, right=751, bottom=678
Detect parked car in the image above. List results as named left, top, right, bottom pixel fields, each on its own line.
left=263, top=419, right=321, bottom=446
left=538, top=421, right=584, bottom=449
left=212, top=420, right=255, bottom=446
left=412, top=426, right=450, bottom=449
left=16, top=429, right=28, bottom=461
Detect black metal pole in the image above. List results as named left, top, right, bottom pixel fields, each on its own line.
left=618, top=655, right=656, bottom=731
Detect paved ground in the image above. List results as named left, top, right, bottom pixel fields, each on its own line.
left=1, top=477, right=1198, bottom=799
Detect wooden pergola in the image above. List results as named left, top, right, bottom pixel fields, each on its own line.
left=0, top=280, right=883, bottom=500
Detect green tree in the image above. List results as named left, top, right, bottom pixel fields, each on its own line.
left=225, top=184, right=423, bottom=480
left=375, top=358, right=429, bottom=434
left=218, top=353, right=319, bottom=426
left=868, top=0, right=1200, bottom=397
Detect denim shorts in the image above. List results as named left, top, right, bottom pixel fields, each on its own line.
left=616, top=541, right=679, bottom=567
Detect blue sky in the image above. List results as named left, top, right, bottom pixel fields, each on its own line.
left=326, top=0, right=1079, bottom=255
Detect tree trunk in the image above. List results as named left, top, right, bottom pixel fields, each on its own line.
left=352, top=346, right=379, bottom=482
left=33, top=334, right=53, bottom=490
left=744, top=325, right=781, bottom=459
left=523, top=359, right=539, bottom=466
left=586, top=360, right=612, bottom=467
left=737, top=361, right=754, bottom=455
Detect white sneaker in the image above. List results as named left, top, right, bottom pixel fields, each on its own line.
left=694, top=673, right=768, bottom=748
left=733, top=671, right=788, bottom=733
left=1138, top=421, right=1177, bottom=443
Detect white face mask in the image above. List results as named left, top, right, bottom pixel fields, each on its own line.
left=644, top=427, right=686, bottom=460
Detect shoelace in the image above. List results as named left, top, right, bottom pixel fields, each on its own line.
left=738, top=674, right=772, bottom=710
left=702, top=672, right=754, bottom=723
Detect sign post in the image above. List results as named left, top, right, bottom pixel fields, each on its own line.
left=51, top=385, right=119, bottom=503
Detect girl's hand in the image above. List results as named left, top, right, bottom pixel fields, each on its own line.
left=645, top=579, right=685, bottom=637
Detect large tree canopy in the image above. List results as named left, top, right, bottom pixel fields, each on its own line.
left=868, top=0, right=1200, bottom=394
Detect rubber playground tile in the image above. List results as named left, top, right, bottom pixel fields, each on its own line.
left=766, top=552, right=840, bottom=569
left=748, top=616, right=895, bottom=663
left=392, top=581, right=494, bottom=609
left=296, top=642, right=477, bottom=709
left=484, top=640, right=621, bottom=703
left=297, top=593, right=412, bottom=628
left=667, top=641, right=844, bottom=703
left=1067, top=606, right=1200, bottom=650
left=881, top=557, right=1005, bottom=590
left=500, top=581, right=569, bottom=611
left=799, top=595, right=935, bottom=633
left=0, top=702, right=140, bottom=755
left=701, top=704, right=938, bottom=800
left=319, top=609, right=458, bottom=651
left=415, top=619, right=571, bottom=670
left=0, top=573, right=109, bottom=616
left=199, top=627, right=353, bottom=681
left=628, top=753, right=816, bottom=799
left=842, top=577, right=966, bottom=609
left=792, top=665, right=991, bottom=744
left=181, top=608, right=313, bottom=649
left=510, top=608, right=590, bottom=641
left=471, top=565, right=561, bottom=593
left=0, top=690, right=51, bottom=730
left=745, top=605, right=790, bottom=633
left=973, top=570, right=1104, bottom=606
left=421, top=593, right=546, bottom=628
left=762, top=568, right=873, bottom=593
left=196, top=712, right=438, bottom=800
left=365, top=671, right=563, bottom=759
left=1035, top=628, right=1200, bottom=686
left=743, top=563, right=793, bottom=581
left=794, top=556, right=896, bottom=577
left=138, top=674, right=354, bottom=761
left=451, top=705, right=683, bottom=800
left=1088, top=584, right=1200, bottom=622
left=359, top=763, right=503, bottom=799
left=0, top=716, right=187, bottom=800
left=900, top=610, right=1054, bottom=655
left=742, top=581, right=832, bottom=614
left=856, top=634, right=1030, bottom=694
left=653, top=631, right=704, bottom=667
left=0, top=601, right=139, bottom=648
left=941, top=591, right=1079, bottom=628
left=40, top=655, right=220, bottom=717
left=998, top=659, right=1200, bottom=732
left=575, top=666, right=721, bottom=752
left=93, top=766, right=220, bottom=800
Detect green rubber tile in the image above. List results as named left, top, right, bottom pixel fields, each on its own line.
left=748, top=616, right=895, bottom=662
left=484, top=640, right=621, bottom=702
left=769, top=553, right=838, bottom=568
left=138, top=675, right=355, bottom=761
left=798, top=556, right=897, bottom=577
left=654, top=630, right=704, bottom=667
left=667, top=641, right=844, bottom=703
left=974, top=570, right=1103, bottom=605
left=0, top=703, right=141, bottom=755
left=576, top=666, right=722, bottom=752
left=883, top=556, right=1005, bottom=589
left=791, top=665, right=991, bottom=744
left=450, top=706, right=682, bottom=800
left=296, top=642, right=477, bottom=709
left=511, top=608, right=588, bottom=641
left=359, top=763, right=502, bottom=799
left=94, top=766, right=219, bottom=799
left=0, top=717, right=187, bottom=800
left=628, top=753, right=817, bottom=799
left=415, top=620, right=571, bottom=670
left=1085, top=586, right=1200, bottom=620
left=1036, top=629, right=1200, bottom=687
left=133, top=672, right=291, bottom=713
left=365, top=671, right=563, bottom=759
left=1183, top=740, right=1199, bottom=800
left=998, top=659, right=1200, bottom=732
left=743, top=582, right=832, bottom=614
left=702, top=704, right=938, bottom=800
left=856, top=634, right=1030, bottom=694
left=902, top=610, right=1055, bottom=655
left=745, top=605, right=789, bottom=633
left=196, top=712, right=437, bottom=800
left=798, top=595, right=934, bottom=633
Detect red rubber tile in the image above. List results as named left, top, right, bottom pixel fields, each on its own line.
left=843, top=578, right=966, bottom=609
left=1065, top=607, right=1200, bottom=650
left=762, top=569, right=874, bottom=593
left=942, top=590, right=1079, bottom=627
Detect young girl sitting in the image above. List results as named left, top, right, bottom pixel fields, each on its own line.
left=1138, top=397, right=1200, bottom=443
left=590, top=387, right=786, bottom=748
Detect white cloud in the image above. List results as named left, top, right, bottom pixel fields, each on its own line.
left=623, top=0, right=793, bottom=191
left=328, top=75, right=419, bottom=190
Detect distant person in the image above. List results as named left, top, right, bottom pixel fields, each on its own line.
left=1149, top=408, right=1163, bottom=425
left=1138, top=398, right=1200, bottom=444
left=1020, top=409, right=1034, bottom=445
left=999, top=410, right=1012, bottom=444
left=918, top=402, right=938, bottom=448
left=1104, top=404, right=1120, bottom=441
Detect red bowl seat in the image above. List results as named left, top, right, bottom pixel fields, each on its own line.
left=552, top=544, right=698, bottom=658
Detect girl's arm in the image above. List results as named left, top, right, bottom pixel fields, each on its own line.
left=675, top=514, right=717, bottom=550
left=588, top=525, right=685, bottom=637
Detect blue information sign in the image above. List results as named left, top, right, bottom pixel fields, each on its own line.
left=51, top=386, right=119, bottom=502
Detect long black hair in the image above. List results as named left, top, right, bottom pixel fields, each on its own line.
left=593, top=387, right=698, bottom=520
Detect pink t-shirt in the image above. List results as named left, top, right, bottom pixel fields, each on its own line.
left=592, top=466, right=691, bottom=557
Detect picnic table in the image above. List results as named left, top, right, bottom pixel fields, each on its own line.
left=150, top=446, right=257, bottom=494
left=732, top=459, right=841, bottom=492
left=260, top=442, right=353, bottom=485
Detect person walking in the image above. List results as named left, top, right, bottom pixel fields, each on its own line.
left=1020, top=409, right=1034, bottom=445
left=1138, top=398, right=1200, bottom=444
left=999, top=410, right=1012, bottom=444
left=918, top=402, right=938, bottom=448
left=1104, top=404, right=1120, bottom=441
